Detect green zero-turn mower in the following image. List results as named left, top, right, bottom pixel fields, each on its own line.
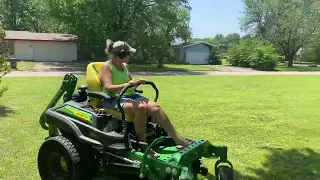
left=37, top=63, right=234, bottom=180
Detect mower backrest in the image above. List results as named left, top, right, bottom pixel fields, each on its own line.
left=86, top=62, right=135, bottom=122
left=86, top=62, right=104, bottom=107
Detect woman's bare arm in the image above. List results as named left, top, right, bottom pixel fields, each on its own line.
left=100, top=62, right=130, bottom=92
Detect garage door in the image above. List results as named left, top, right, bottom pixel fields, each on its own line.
left=14, top=41, right=34, bottom=60
left=33, top=41, right=77, bottom=62
left=185, top=52, right=209, bottom=65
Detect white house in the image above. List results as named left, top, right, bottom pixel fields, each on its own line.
left=4, top=30, right=78, bottom=62
left=172, top=41, right=216, bottom=65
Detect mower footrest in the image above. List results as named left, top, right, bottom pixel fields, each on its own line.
left=106, top=143, right=127, bottom=151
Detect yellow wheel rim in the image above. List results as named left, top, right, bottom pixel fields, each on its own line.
left=60, top=157, right=68, bottom=172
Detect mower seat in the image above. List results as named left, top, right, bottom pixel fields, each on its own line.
left=86, top=62, right=134, bottom=122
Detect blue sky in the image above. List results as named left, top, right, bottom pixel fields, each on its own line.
left=189, top=0, right=246, bottom=38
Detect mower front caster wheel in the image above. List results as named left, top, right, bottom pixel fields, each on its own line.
left=216, top=166, right=234, bottom=180
left=37, top=136, right=97, bottom=180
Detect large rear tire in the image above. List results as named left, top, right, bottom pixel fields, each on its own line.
left=37, top=136, right=97, bottom=180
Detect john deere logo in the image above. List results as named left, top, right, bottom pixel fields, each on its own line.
left=65, top=107, right=91, bottom=121
left=74, top=112, right=91, bottom=121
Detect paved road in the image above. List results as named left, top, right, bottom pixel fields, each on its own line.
left=4, top=62, right=320, bottom=77
left=5, top=70, right=320, bottom=77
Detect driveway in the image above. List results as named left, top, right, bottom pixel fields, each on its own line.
left=5, top=62, right=320, bottom=77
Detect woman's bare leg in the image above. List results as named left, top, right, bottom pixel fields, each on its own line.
left=146, top=101, right=188, bottom=146
left=122, top=100, right=148, bottom=142
left=122, top=99, right=160, bottom=157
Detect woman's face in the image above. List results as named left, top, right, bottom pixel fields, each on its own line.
left=122, top=55, right=130, bottom=64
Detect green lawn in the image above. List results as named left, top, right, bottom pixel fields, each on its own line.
left=6, top=61, right=35, bottom=70
left=1, top=75, right=320, bottom=180
left=276, top=64, right=320, bottom=71
left=17, top=61, right=35, bottom=70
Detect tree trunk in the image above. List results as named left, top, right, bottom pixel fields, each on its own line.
left=285, top=52, right=295, bottom=67
left=157, top=59, right=164, bottom=68
left=285, top=45, right=303, bottom=67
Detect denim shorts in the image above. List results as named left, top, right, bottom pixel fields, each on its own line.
left=101, top=93, right=148, bottom=110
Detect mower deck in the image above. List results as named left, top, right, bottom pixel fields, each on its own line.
left=132, top=140, right=208, bottom=164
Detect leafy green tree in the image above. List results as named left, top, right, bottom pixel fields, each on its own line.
left=225, top=33, right=240, bottom=46
left=241, top=0, right=320, bottom=67
left=0, top=27, right=11, bottom=98
left=195, top=33, right=241, bottom=52
left=0, top=0, right=192, bottom=66
left=0, top=0, right=36, bottom=30
left=44, top=0, right=192, bottom=64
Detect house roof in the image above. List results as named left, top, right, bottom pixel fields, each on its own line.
left=4, top=30, right=78, bottom=42
left=172, top=41, right=217, bottom=48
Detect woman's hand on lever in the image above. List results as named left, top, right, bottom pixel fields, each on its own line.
left=137, top=78, right=147, bottom=84
left=128, top=79, right=139, bottom=87
left=129, top=78, right=147, bottom=87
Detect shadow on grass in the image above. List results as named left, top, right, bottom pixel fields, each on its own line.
left=202, top=147, right=320, bottom=180
left=238, top=147, right=320, bottom=180
left=0, top=105, right=14, bottom=117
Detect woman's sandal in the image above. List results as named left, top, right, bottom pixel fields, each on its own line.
left=176, top=141, right=193, bottom=150
left=149, top=149, right=160, bottom=158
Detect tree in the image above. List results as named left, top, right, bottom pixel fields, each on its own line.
left=0, top=27, right=11, bottom=98
left=214, top=34, right=224, bottom=44
left=196, top=33, right=241, bottom=52
left=151, top=1, right=192, bottom=66
left=44, top=0, right=192, bottom=64
left=225, top=33, right=240, bottom=46
left=0, top=0, right=63, bottom=33
left=0, top=0, right=192, bottom=65
left=241, top=0, right=320, bottom=67
left=0, top=0, right=36, bottom=31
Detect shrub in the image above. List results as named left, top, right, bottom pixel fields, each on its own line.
left=219, top=52, right=230, bottom=60
left=227, top=38, right=279, bottom=71
left=0, top=27, right=11, bottom=98
left=248, top=46, right=279, bottom=71
left=207, top=48, right=222, bottom=65
left=303, top=48, right=320, bottom=64
left=227, top=38, right=257, bottom=67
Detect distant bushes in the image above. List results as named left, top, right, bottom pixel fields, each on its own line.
left=207, top=47, right=222, bottom=65
left=227, top=38, right=279, bottom=71
left=303, top=48, right=320, bottom=64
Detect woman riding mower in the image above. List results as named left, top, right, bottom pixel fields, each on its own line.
left=99, top=39, right=190, bottom=157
